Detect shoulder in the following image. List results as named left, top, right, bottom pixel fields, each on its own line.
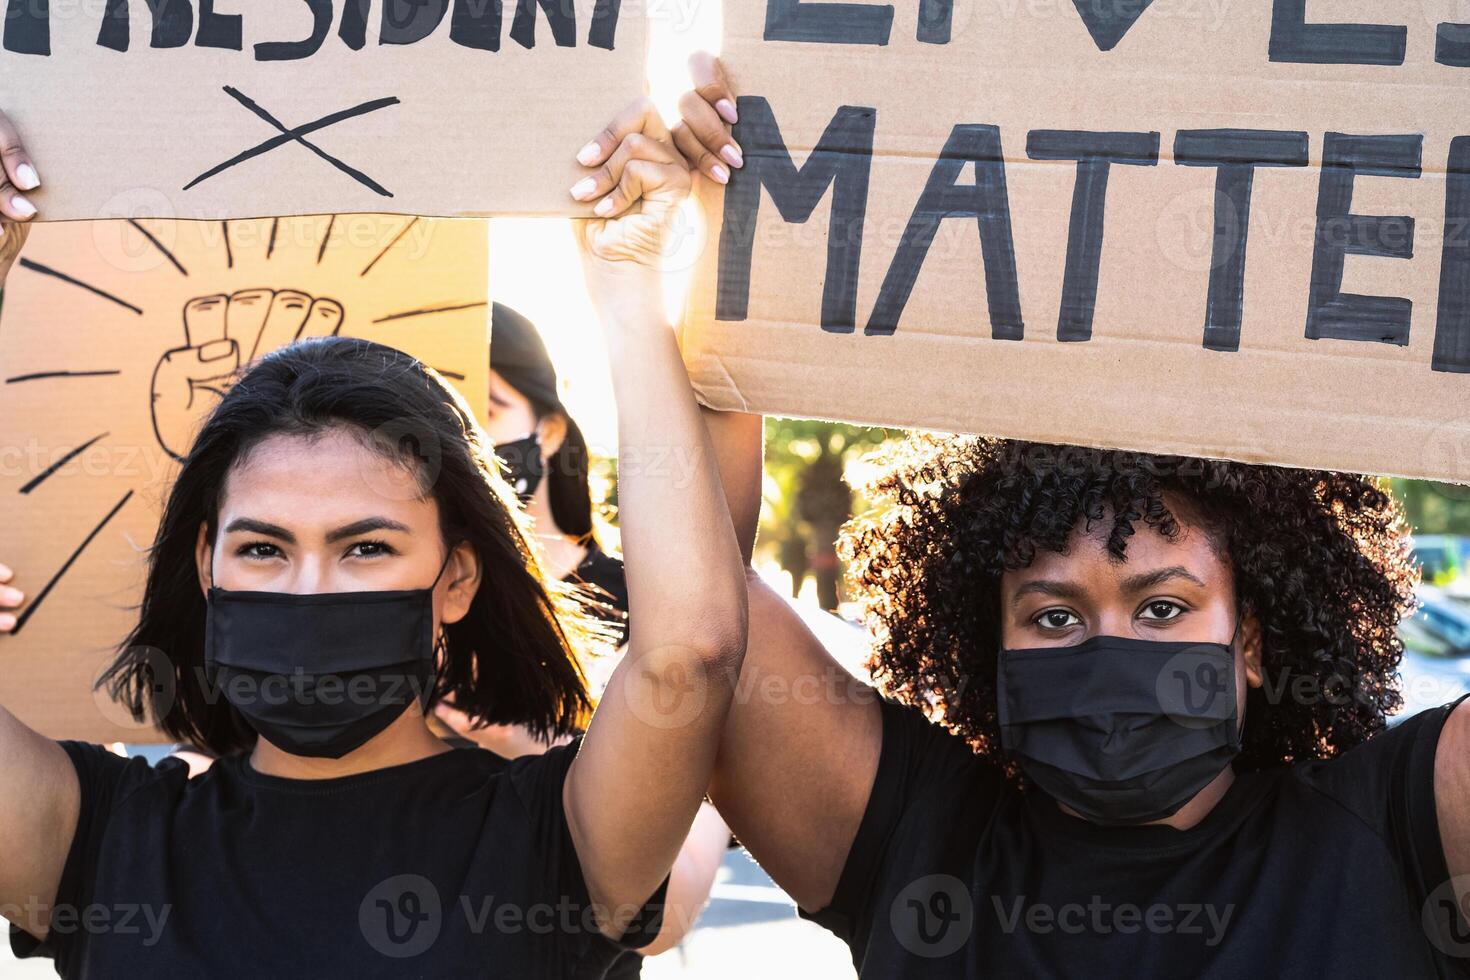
left=1294, top=700, right=1463, bottom=819
left=57, top=742, right=190, bottom=811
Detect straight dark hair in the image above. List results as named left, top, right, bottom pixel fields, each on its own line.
left=100, top=337, right=594, bottom=756
left=545, top=413, right=596, bottom=541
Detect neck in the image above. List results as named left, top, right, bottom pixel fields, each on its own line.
left=249, top=707, right=451, bottom=780
left=525, top=485, right=588, bottom=580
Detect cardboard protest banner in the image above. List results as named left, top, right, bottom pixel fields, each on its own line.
left=683, top=1, right=1470, bottom=483
left=0, top=215, right=491, bottom=742
left=0, top=0, right=644, bottom=220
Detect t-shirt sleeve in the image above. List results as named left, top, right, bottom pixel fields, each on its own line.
left=506, top=740, right=670, bottom=952
left=1298, top=694, right=1470, bottom=945
left=9, top=742, right=166, bottom=968
left=800, top=696, right=1005, bottom=944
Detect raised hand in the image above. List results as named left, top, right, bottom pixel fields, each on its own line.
left=0, top=108, right=41, bottom=287
left=672, top=53, right=743, bottom=187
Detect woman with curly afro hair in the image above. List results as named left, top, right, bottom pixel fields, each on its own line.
left=694, top=413, right=1470, bottom=979
left=677, top=58, right=1468, bottom=979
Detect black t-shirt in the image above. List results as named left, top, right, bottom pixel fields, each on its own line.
left=803, top=696, right=1470, bottom=978
left=11, top=740, right=667, bottom=978
left=570, top=543, right=629, bottom=647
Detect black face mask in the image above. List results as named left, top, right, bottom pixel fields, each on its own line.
left=494, top=433, right=545, bottom=502
left=204, top=549, right=456, bottom=760
left=997, top=629, right=1242, bottom=826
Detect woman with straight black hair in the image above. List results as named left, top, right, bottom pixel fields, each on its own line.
left=0, top=101, right=746, bottom=979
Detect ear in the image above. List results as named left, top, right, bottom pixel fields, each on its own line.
left=195, top=522, right=214, bottom=599
left=536, top=412, right=568, bottom=460
left=439, top=541, right=483, bottom=627
left=1241, top=610, right=1264, bottom=689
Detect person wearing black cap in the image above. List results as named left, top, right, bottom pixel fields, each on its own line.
left=434, top=303, right=731, bottom=975
left=482, top=302, right=629, bottom=644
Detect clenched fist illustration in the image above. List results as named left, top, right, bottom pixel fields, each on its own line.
left=150, top=289, right=344, bottom=460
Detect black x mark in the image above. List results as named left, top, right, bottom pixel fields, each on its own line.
left=184, top=87, right=401, bottom=197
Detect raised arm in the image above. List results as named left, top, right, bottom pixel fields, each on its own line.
left=676, top=56, right=886, bottom=913
left=0, top=561, right=82, bottom=943
left=562, top=99, right=750, bottom=939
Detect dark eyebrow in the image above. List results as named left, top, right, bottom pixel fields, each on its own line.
left=1010, top=580, right=1086, bottom=607
left=1120, top=566, right=1208, bottom=593
left=221, top=517, right=411, bottom=545
left=1009, top=566, right=1208, bottom=608
left=222, top=518, right=295, bottom=544
left=324, top=517, right=412, bottom=544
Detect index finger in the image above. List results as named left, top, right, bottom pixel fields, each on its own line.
left=689, top=52, right=738, bottom=125
left=577, top=98, right=672, bottom=169
left=0, top=562, right=12, bottom=583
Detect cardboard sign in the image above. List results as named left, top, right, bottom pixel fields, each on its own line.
left=684, top=1, right=1470, bottom=482
left=0, top=215, right=490, bottom=742
left=0, top=0, right=644, bottom=220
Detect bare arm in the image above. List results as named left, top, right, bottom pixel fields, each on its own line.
left=563, top=100, right=750, bottom=940
left=1437, top=699, right=1470, bottom=913
left=0, top=562, right=81, bottom=942
left=675, top=55, right=885, bottom=913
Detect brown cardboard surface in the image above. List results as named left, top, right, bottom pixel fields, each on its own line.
left=0, top=216, right=490, bottom=742
left=0, top=1, right=645, bottom=220
left=684, top=2, right=1470, bottom=483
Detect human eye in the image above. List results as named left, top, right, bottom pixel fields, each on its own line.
left=1032, top=608, right=1082, bottom=631
left=1137, top=599, right=1186, bottom=622
left=235, top=541, right=282, bottom=561
left=346, top=539, right=398, bottom=559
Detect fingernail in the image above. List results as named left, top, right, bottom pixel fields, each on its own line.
left=721, top=144, right=744, bottom=169
left=1, top=587, right=22, bottom=604
left=711, top=164, right=730, bottom=185
left=594, top=197, right=616, bottom=217
left=716, top=99, right=739, bottom=125
left=11, top=194, right=35, bottom=218
left=15, top=163, right=39, bottom=191
left=0, top=563, right=12, bottom=582
left=577, top=142, right=601, bottom=166
left=0, top=614, right=16, bottom=632
left=570, top=177, right=598, bottom=201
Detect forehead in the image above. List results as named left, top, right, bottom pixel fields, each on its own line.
left=487, top=370, right=532, bottom=409
left=219, top=429, right=432, bottom=524
left=1005, top=504, right=1229, bottom=588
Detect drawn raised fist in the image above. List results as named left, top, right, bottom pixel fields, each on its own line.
left=150, top=289, right=344, bottom=460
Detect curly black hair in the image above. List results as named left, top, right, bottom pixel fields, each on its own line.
left=840, top=436, right=1419, bottom=772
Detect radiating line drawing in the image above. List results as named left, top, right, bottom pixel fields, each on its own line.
left=20, top=432, right=110, bottom=495
left=374, top=301, right=489, bottom=324
left=17, top=259, right=144, bottom=315
left=6, top=370, right=122, bottom=384
left=11, top=491, right=134, bottom=635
